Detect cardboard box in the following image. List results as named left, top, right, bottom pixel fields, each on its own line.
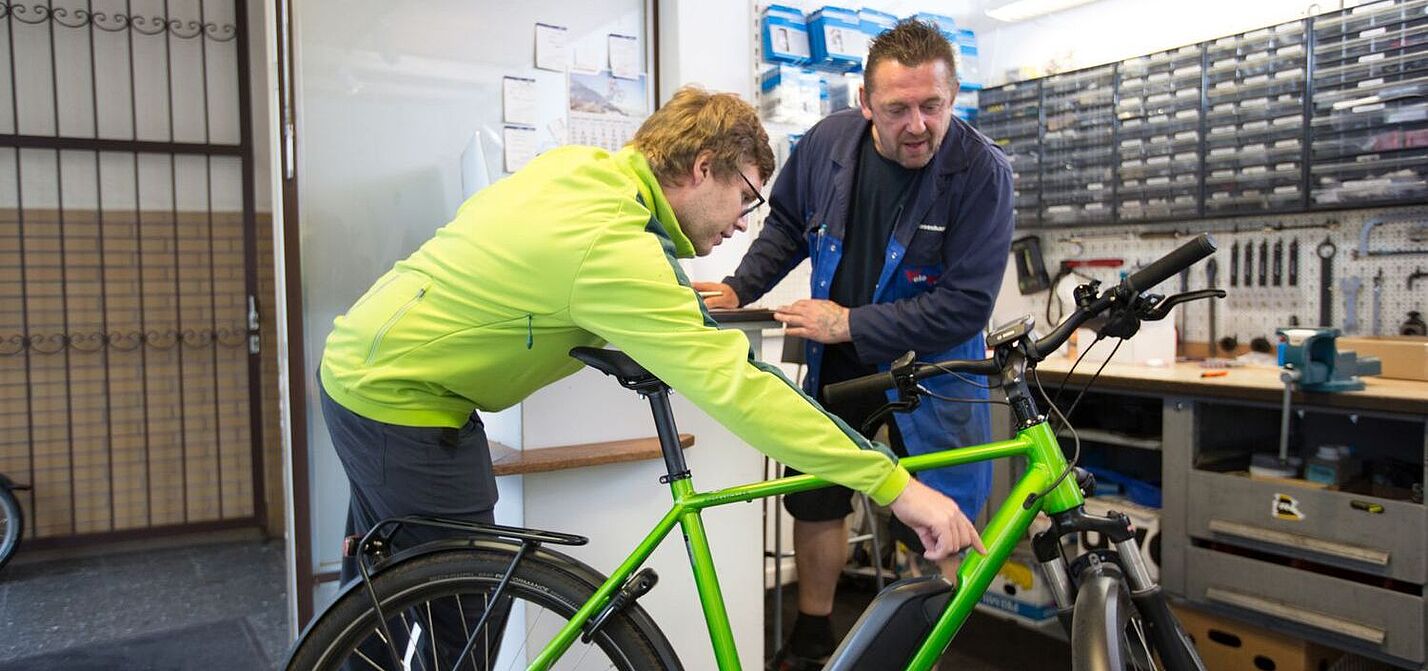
left=1337, top=336, right=1428, bottom=382
left=977, top=549, right=1058, bottom=624
left=1173, top=604, right=1341, bottom=671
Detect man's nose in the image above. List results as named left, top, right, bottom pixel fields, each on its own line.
left=734, top=216, right=750, bottom=232
left=909, top=112, right=928, bottom=135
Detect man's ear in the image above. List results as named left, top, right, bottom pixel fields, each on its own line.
left=858, top=85, right=873, bottom=121
left=689, top=150, right=715, bottom=187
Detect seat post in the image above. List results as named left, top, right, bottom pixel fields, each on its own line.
left=641, top=387, right=689, bottom=480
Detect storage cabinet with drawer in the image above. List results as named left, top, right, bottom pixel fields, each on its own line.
left=1164, top=395, right=1427, bottom=668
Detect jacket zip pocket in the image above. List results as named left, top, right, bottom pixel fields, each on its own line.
left=365, top=288, right=427, bottom=364
left=350, top=273, right=401, bottom=312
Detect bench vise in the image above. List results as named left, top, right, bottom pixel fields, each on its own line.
left=1275, top=327, right=1381, bottom=392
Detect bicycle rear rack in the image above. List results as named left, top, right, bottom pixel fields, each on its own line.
left=349, top=515, right=588, bottom=671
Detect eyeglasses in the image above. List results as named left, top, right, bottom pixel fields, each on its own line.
left=737, top=171, right=766, bottom=218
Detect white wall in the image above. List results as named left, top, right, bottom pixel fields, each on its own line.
left=978, top=0, right=1331, bottom=86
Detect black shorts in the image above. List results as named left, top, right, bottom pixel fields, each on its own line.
left=782, top=409, right=907, bottom=522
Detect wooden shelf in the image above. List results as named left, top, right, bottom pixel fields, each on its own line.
left=490, top=434, right=694, bottom=476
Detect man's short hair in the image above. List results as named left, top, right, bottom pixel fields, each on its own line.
left=864, top=19, right=957, bottom=94
left=631, top=85, right=775, bottom=186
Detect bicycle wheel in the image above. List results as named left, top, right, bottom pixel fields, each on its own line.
left=1071, top=574, right=1161, bottom=671
left=286, top=547, right=679, bottom=671
left=0, top=486, right=21, bottom=573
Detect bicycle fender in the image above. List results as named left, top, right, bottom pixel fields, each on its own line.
left=315, top=536, right=685, bottom=671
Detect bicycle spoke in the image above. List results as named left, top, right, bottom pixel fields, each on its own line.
left=501, top=605, right=548, bottom=671
left=400, top=612, right=430, bottom=671
left=1125, top=616, right=1157, bottom=671
left=353, top=647, right=387, bottom=671
left=453, top=594, right=482, bottom=671
left=483, top=594, right=491, bottom=671
left=571, top=641, right=594, bottom=669
left=425, top=601, right=441, bottom=671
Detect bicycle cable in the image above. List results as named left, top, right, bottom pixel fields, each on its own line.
left=914, top=385, right=1011, bottom=406
left=916, top=360, right=996, bottom=389
left=1049, top=334, right=1102, bottom=415
left=1055, top=338, right=1124, bottom=433
left=1024, top=337, right=1124, bottom=506
left=1029, top=367, right=1081, bottom=507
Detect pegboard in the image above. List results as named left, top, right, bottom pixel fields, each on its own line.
left=1031, top=206, right=1428, bottom=348
left=740, top=206, right=1428, bottom=347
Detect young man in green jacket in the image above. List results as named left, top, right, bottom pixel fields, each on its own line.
left=319, top=85, right=984, bottom=609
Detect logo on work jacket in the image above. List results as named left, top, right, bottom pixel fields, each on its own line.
left=904, top=268, right=941, bottom=285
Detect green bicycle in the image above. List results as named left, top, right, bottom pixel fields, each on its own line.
left=285, top=235, right=1222, bottom=671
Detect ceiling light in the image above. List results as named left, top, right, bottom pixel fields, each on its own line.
left=986, top=0, right=1099, bottom=22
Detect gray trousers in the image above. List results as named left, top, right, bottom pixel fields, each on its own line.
left=320, top=384, right=503, bottom=668
left=319, top=384, right=498, bottom=582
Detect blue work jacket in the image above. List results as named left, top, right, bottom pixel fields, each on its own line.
left=724, top=109, right=1014, bottom=517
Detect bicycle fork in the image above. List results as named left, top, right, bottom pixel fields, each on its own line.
left=1033, top=502, right=1204, bottom=671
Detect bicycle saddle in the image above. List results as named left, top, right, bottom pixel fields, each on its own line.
left=569, top=347, right=664, bottom=391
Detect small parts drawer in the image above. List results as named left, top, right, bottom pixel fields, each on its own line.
left=1184, top=546, right=1425, bottom=664
left=1186, top=470, right=1425, bottom=583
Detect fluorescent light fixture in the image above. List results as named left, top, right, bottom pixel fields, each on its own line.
left=986, top=0, right=1099, bottom=22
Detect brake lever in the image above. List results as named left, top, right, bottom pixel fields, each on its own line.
left=858, top=354, right=922, bottom=435
left=1141, top=289, right=1226, bottom=321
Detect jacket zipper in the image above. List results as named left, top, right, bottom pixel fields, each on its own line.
left=365, top=288, right=427, bottom=364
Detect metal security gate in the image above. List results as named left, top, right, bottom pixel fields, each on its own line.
left=0, top=0, right=261, bottom=545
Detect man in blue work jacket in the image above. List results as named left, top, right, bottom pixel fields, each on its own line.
left=696, top=19, right=1013, bottom=668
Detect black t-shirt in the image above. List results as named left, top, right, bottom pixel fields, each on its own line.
left=817, top=129, right=921, bottom=422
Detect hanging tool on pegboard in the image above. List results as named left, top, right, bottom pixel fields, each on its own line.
left=1230, top=240, right=1239, bottom=287
left=1354, top=219, right=1428, bottom=259
left=1272, top=239, right=1283, bottom=286
left=1317, top=236, right=1336, bottom=327
left=1409, top=268, right=1428, bottom=292
left=1372, top=269, right=1384, bottom=336
left=1243, top=240, right=1254, bottom=287
left=1288, top=238, right=1299, bottom=286
left=1207, top=257, right=1220, bottom=356
left=1341, top=276, right=1362, bottom=334
left=1258, top=239, right=1269, bottom=286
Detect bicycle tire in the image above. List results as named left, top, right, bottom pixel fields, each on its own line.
left=286, top=547, right=679, bottom=671
left=1071, top=574, right=1160, bottom=671
left=0, top=486, right=21, bottom=573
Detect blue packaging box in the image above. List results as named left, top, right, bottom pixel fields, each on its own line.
left=808, top=5, right=864, bottom=72
left=762, top=4, right=811, bottom=65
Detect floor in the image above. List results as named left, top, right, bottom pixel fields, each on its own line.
left=0, top=539, right=289, bottom=670
left=0, top=535, right=1061, bottom=671
left=0, top=537, right=1393, bottom=670
left=765, top=575, right=1071, bottom=670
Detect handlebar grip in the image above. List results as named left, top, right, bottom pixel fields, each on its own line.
left=821, top=372, right=895, bottom=409
left=1124, top=233, right=1218, bottom=293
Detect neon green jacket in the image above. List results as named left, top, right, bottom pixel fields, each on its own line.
left=320, top=146, right=910, bottom=505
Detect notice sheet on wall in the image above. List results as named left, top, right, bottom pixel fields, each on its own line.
left=503, top=124, right=539, bottom=172
left=534, top=23, right=569, bottom=72
left=502, top=76, right=538, bottom=125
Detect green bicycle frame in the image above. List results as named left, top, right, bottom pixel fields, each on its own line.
left=527, top=418, right=1084, bottom=671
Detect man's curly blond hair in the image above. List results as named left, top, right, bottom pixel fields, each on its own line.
left=631, top=85, right=774, bottom=187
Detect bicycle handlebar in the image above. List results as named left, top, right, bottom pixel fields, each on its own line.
left=1123, top=233, right=1217, bottom=293
left=820, top=234, right=1218, bottom=405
